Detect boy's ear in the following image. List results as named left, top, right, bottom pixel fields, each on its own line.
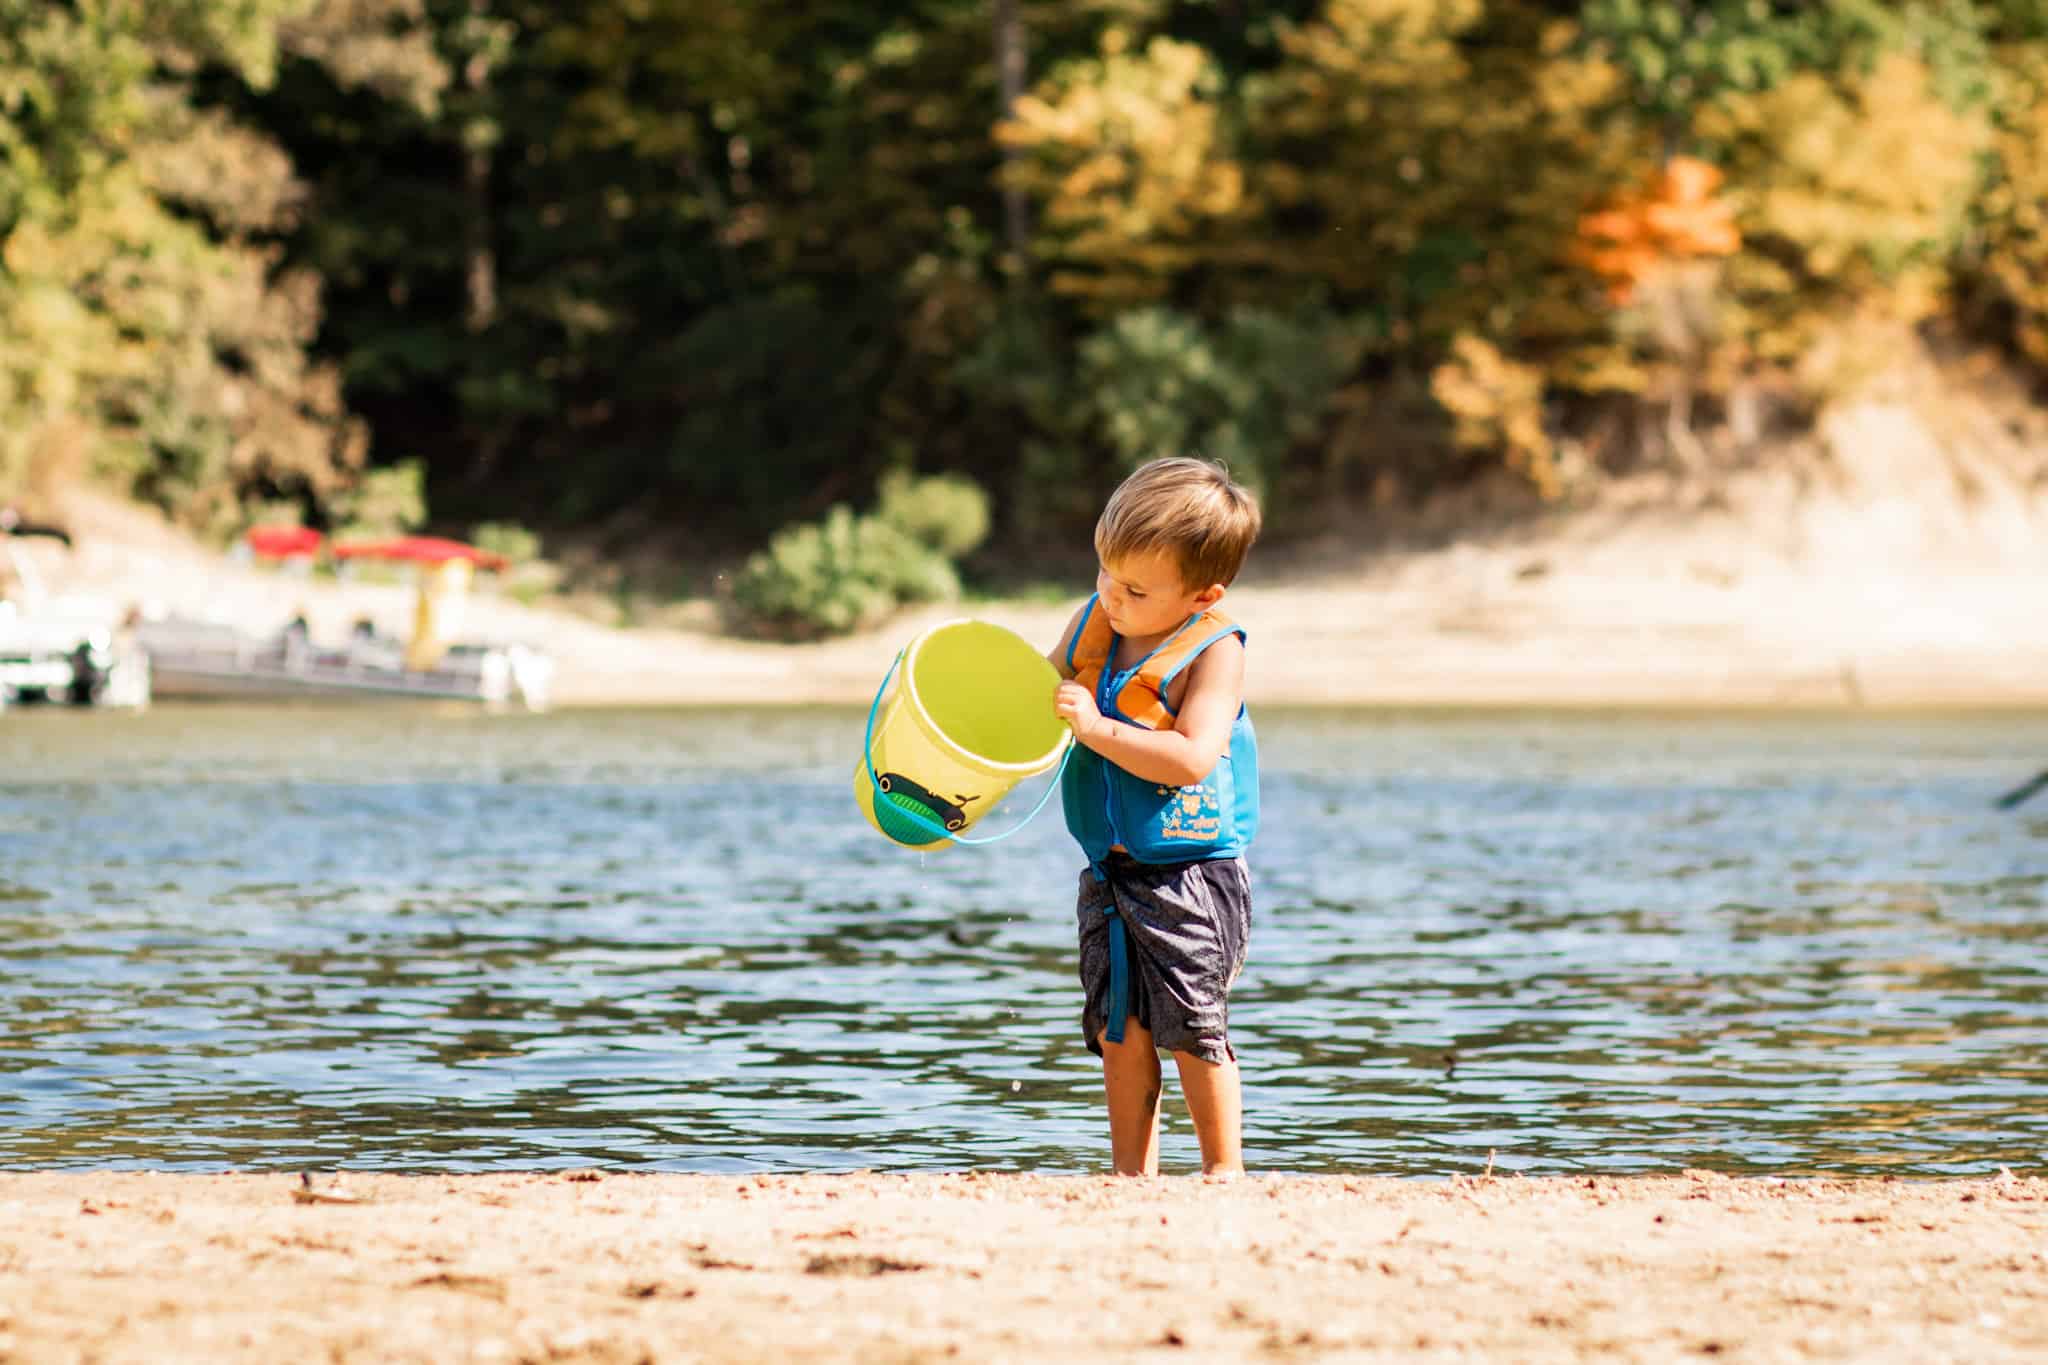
left=1191, top=582, right=1226, bottom=611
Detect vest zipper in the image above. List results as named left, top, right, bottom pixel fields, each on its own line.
left=1097, top=658, right=1124, bottom=850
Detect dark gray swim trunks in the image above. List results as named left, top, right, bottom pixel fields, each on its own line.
left=1077, top=852, right=1252, bottom=1064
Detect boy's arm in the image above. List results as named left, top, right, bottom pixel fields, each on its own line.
left=1055, top=635, right=1243, bottom=787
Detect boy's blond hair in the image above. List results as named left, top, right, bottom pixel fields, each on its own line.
left=1094, top=457, right=1262, bottom=589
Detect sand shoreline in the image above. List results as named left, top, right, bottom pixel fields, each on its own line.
left=34, top=396, right=2048, bottom=710
left=50, top=508, right=2048, bottom=711
left=2, top=1171, right=2043, bottom=1362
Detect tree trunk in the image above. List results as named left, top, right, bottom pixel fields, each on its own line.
left=458, top=0, right=506, bottom=488
left=463, top=0, right=497, bottom=335
left=992, top=0, right=1030, bottom=281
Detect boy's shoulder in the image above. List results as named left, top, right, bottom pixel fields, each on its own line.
left=1162, top=616, right=1246, bottom=714
left=1184, top=603, right=1248, bottom=657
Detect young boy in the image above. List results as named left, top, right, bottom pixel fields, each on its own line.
left=1049, top=457, right=1261, bottom=1177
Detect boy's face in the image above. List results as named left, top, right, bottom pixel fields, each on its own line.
left=1096, top=549, right=1223, bottom=641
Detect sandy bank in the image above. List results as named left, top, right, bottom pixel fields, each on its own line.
left=1, top=1171, right=2043, bottom=1362
left=32, top=394, right=2048, bottom=708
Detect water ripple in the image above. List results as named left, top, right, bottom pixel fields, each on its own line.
left=1, top=705, right=2044, bottom=1174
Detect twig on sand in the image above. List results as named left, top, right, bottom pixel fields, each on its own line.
left=291, top=1172, right=365, bottom=1206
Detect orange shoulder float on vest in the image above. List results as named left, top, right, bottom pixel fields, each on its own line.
left=1069, top=597, right=1238, bottom=730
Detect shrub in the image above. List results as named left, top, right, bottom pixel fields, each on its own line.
left=1431, top=335, right=1561, bottom=498
left=332, top=459, right=427, bottom=539
left=874, top=470, right=990, bottom=560
left=470, top=520, right=560, bottom=602
left=729, top=475, right=991, bottom=638
left=470, top=520, right=543, bottom=566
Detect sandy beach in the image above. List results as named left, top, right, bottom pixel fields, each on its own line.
left=0, top=1171, right=2042, bottom=1362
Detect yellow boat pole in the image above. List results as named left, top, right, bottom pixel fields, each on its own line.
left=405, top=557, right=473, bottom=673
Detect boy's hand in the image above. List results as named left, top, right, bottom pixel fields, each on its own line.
left=1054, top=680, right=1105, bottom=740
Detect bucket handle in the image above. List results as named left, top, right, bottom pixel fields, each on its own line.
left=862, top=649, right=1072, bottom=847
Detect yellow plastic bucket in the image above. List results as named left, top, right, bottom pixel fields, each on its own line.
left=855, top=619, right=1071, bottom=849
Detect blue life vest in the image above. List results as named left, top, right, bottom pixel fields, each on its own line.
left=1059, top=594, right=1259, bottom=866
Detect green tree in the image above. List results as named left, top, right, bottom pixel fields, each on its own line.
left=248, top=2, right=1108, bottom=538
left=0, top=0, right=412, bottom=531
left=997, top=30, right=1250, bottom=307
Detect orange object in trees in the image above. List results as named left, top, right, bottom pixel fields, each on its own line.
left=1573, top=156, right=1741, bottom=304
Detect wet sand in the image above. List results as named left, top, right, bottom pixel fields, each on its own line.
left=2, top=1171, right=2044, bottom=1362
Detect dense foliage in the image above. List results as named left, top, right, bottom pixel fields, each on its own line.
left=729, top=473, right=991, bottom=637
left=9, top=0, right=2048, bottom=576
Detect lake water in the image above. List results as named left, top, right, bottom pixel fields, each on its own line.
left=2, top=705, right=2044, bottom=1177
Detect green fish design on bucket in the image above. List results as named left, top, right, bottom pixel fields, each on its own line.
left=874, top=773, right=979, bottom=842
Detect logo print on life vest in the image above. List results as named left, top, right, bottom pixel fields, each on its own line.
left=1156, top=781, right=1223, bottom=842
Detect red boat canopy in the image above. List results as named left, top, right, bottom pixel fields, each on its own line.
left=331, top=536, right=508, bottom=571
left=245, top=526, right=325, bottom=559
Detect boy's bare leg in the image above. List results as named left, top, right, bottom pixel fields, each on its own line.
left=1099, top=1018, right=1162, bottom=1176
left=1173, top=1050, right=1244, bottom=1176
